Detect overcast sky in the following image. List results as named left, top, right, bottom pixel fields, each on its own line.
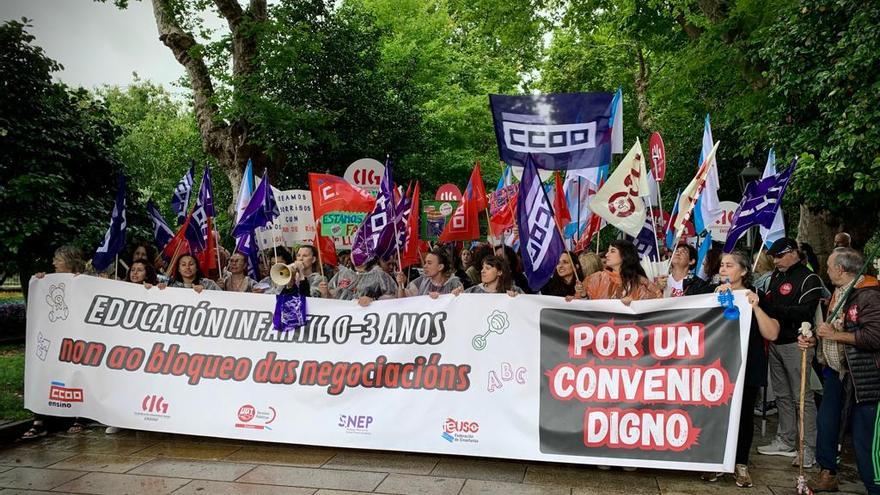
left=1, top=0, right=193, bottom=95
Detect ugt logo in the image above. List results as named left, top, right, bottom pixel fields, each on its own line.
left=142, top=395, right=168, bottom=414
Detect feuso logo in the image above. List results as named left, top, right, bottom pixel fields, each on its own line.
left=444, top=418, right=479, bottom=434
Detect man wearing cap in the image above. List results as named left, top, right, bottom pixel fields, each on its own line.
left=757, top=237, right=826, bottom=467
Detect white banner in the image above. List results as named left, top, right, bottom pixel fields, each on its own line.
left=26, top=275, right=752, bottom=472
left=256, top=188, right=353, bottom=249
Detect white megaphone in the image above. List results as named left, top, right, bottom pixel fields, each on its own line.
left=270, top=262, right=297, bottom=286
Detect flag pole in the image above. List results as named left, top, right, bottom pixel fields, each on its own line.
left=752, top=241, right=766, bottom=273
left=214, top=228, right=224, bottom=280
left=485, top=208, right=497, bottom=251
left=114, top=254, right=119, bottom=280
left=315, top=222, right=326, bottom=279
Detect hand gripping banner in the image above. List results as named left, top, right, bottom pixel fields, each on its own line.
left=26, top=275, right=751, bottom=472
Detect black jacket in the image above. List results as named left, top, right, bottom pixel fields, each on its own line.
left=841, top=283, right=880, bottom=403
left=759, top=263, right=825, bottom=345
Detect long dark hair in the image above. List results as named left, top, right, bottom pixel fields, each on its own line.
left=173, top=254, right=205, bottom=284
left=129, top=260, right=158, bottom=285
left=481, top=255, right=513, bottom=292
left=542, top=251, right=583, bottom=297
left=611, top=239, right=646, bottom=295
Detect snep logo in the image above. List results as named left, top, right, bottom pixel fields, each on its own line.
left=136, top=395, right=170, bottom=422
left=234, top=404, right=277, bottom=430
left=442, top=417, right=480, bottom=444
left=48, top=381, right=83, bottom=408
left=338, top=414, right=374, bottom=435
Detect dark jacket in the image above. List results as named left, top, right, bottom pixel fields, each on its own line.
left=759, top=263, right=825, bottom=345
left=840, top=276, right=880, bottom=403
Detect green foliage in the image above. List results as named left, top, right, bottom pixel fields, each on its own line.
left=0, top=345, right=27, bottom=421
left=0, top=20, right=124, bottom=285
left=755, top=0, right=880, bottom=217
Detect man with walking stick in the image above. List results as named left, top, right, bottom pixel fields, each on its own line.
left=801, top=247, right=880, bottom=494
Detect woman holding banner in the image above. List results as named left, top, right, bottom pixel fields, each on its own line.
left=396, top=248, right=463, bottom=298
left=582, top=239, right=662, bottom=303
left=454, top=255, right=521, bottom=296
left=700, top=252, right=780, bottom=488
left=22, top=246, right=87, bottom=439
left=160, top=254, right=220, bottom=292
left=324, top=258, right=397, bottom=306
left=219, top=252, right=257, bottom=292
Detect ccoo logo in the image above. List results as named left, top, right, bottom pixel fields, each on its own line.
left=142, top=395, right=168, bottom=414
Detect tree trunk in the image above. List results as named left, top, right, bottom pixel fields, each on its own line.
left=150, top=0, right=267, bottom=216
left=796, top=205, right=879, bottom=275
left=634, top=46, right=651, bottom=131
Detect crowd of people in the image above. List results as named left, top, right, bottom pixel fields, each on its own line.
left=21, top=231, right=879, bottom=494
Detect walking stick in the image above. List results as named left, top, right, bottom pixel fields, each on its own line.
left=797, top=321, right=814, bottom=495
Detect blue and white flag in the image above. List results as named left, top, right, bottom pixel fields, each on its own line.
left=724, top=157, right=797, bottom=253
left=171, top=162, right=195, bottom=226
left=92, top=174, right=127, bottom=272
left=694, top=114, right=721, bottom=233
left=146, top=200, right=174, bottom=252
left=758, top=149, right=786, bottom=248
left=233, top=160, right=260, bottom=279
left=609, top=87, right=624, bottom=154
left=489, top=92, right=614, bottom=171
left=696, top=231, right=713, bottom=281
left=517, top=154, right=565, bottom=291
left=232, top=170, right=279, bottom=238
left=235, top=159, right=255, bottom=225
left=351, top=157, right=397, bottom=267
left=665, top=188, right=682, bottom=249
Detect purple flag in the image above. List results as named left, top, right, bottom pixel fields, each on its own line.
left=147, top=200, right=174, bottom=252
left=351, top=158, right=397, bottom=267
left=274, top=290, right=307, bottom=332
left=92, top=174, right=127, bottom=271
left=231, top=171, right=279, bottom=238
left=379, top=192, right=412, bottom=262
left=192, top=165, right=215, bottom=238
left=517, top=154, right=565, bottom=290
left=184, top=213, right=206, bottom=253
left=235, top=231, right=261, bottom=280
left=171, top=162, right=195, bottom=226
left=628, top=215, right=660, bottom=262
left=724, top=157, right=797, bottom=253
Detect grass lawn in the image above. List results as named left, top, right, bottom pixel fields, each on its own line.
left=0, top=344, right=29, bottom=421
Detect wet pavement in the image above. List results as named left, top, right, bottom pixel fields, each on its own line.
left=0, top=418, right=869, bottom=495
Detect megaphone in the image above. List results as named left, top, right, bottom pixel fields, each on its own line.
left=270, top=263, right=296, bottom=286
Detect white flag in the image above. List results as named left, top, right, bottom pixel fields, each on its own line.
left=588, top=139, right=650, bottom=237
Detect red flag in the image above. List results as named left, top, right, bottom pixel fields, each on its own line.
left=439, top=193, right=479, bottom=242
left=162, top=213, right=195, bottom=278
left=401, top=182, right=421, bottom=269
left=313, top=221, right=338, bottom=267
left=197, top=216, right=219, bottom=280
left=468, top=162, right=488, bottom=211
left=553, top=172, right=571, bottom=230
left=308, top=173, right=376, bottom=220
left=574, top=213, right=603, bottom=252
left=489, top=191, right=517, bottom=234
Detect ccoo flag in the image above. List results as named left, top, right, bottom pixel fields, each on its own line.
left=758, top=148, right=786, bottom=248
left=171, top=162, right=195, bottom=226
left=489, top=92, right=614, bottom=171
left=517, top=154, right=565, bottom=290
left=724, top=157, right=797, bottom=253
left=147, top=200, right=174, bottom=252
left=351, top=158, right=397, bottom=267
left=92, top=174, right=127, bottom=272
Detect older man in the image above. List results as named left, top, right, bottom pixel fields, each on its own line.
left=804, top=248, right=880, bottom=494
left=757, top=238, right=826, bottom=467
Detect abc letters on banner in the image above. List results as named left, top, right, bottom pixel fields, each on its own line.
left=26, top=274, right=752, bottom=473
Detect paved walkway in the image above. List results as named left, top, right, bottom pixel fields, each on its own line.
left=0, top=420, right=869, bottom=495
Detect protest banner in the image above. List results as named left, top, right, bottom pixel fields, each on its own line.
left=26, top=274, right=751, bottom=472
left=256, top=188, right=354, bottom=249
